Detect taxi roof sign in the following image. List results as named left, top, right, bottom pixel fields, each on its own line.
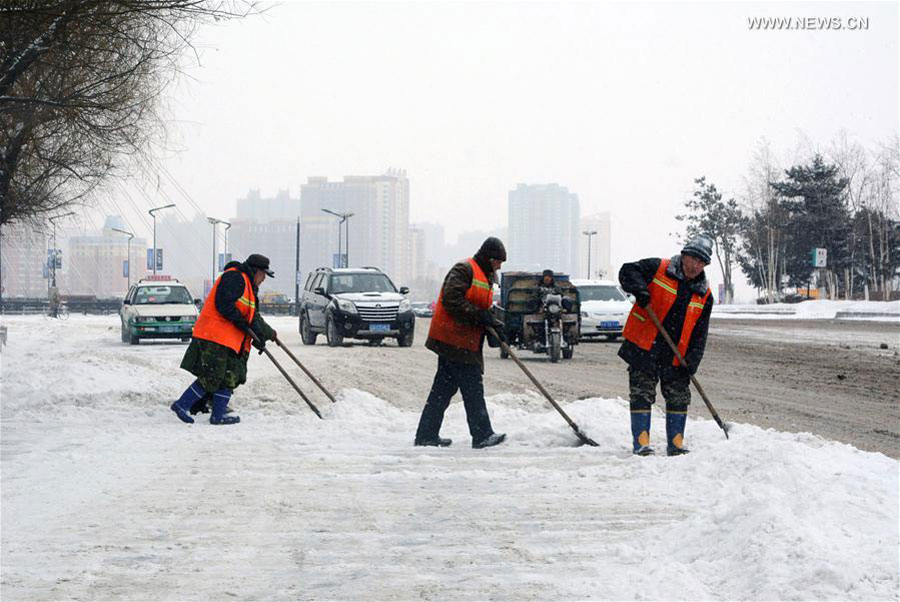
left=140, top=275, right=179, bottom=282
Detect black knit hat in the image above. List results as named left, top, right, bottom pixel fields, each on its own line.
left=477, top=237, right=507, bottom=261
left=681, top=235, right=713, bottom=265
left=245, top=253, right=274, bottom=277
left=542, top=269, right=554, bottom=278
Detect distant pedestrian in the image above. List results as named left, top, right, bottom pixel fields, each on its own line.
left=170, top=254, right=277, bottom=425
left=618, top=235, right=714, bottom=456
left=414, top=237, right=508, bottom=449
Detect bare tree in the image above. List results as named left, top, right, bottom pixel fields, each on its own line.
left=0, top=0, right=257, bottom=227
left=739, top=139, right=784, bottom=303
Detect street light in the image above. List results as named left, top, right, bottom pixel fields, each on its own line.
left=111, top=227, right=135, bottom=290
left=148, top=203, right=175, bottom=275
left=222, top=220, right=231, bottom=264
left=321, top=209, right=354, bottom=268
left=46, top=212, right=75, bottom=317
left=207, top=217, right=225, bottom=284
left=582, top=230, right=598, bottom=279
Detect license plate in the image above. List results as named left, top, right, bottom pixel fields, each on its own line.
left=600, top=321, right=620, bottom=328
left=370, top=323, right=390, bottom=332
left=161, top=325, right=180, bottom=333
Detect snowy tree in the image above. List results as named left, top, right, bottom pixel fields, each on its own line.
left=676, top=177, right=743, bottom=303
left=770, top=155, right=851, bottom=299
left=0, top=0, right=258, bottom=227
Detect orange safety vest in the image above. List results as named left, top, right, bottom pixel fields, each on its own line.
left=192, top=267, right=257, bottom=353
left=622, top=258, right=711, bottom=367
left=428, top=258, right=494, bottom=352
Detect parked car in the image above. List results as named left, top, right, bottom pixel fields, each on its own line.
left=570, top=279, right=632, bottom=341
left=298, top=267, right=415, bottom=347
left=411, top=302, right=433, bottom=318
left=120, top=278, right=200, bottom=345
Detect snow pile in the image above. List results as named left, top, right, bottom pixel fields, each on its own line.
left=714, top=299, right=900, bottom=321
left=1, top=315, right=897, bottom=601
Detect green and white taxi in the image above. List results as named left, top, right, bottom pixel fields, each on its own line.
left=120, top=277, right=200, bottom=344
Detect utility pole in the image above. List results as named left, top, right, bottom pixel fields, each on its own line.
left=111, top=227, right=135, bottom=290
left=294, top=217, right=300, bottom=315
left=582, top=230, right=597, bottom=279
left=148, top=203, right=175, bottom=275
left=47, top=212, right=74, bottom=317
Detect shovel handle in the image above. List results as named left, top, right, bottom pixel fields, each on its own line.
left=245, top=328, right=323, bottom=419
left=488, top=326, right=598, bottom=446
left=275, top=337, right=337, bottom=403
left=642, top=306, right=729, bottom=438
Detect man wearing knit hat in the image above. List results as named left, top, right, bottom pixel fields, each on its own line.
left=414, top=237, right=508, bottom=449
left=617, top=234, right=714, bottom=456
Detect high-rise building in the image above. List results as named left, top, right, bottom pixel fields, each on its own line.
left=0, top=222, right=49, bottom=298
left=580, top=212, right=612, bottom=280
left=68, top=216, right=147, bottom=298
left=229, top=189, right=302, bottom=298
left=300, top=169, right=410, bottom=285
left=507, top=183, right=580, bottom=276
left=155, top=212, right=213, bottom=298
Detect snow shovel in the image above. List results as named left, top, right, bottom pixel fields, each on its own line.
left=274, top=337, right=336, bottom=403
left=486, top=325, right=599, bottom=447
left=245, top=329, right=323, bottom=420
left=643, top=307, right=730, bottom=439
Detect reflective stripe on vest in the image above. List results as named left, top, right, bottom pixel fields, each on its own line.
left=622, top=258, right=711, bottom=366
left=191, top=268, right=256, bottom=353
left=428, top=258, right=494, bottom=352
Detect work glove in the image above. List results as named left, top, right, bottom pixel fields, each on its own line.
left=634, top=290, right=651, bottom=308
left=252, top=336, right=267, bottom=354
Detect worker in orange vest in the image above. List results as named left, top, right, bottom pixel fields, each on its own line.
left=618, top=235, right=714, bottom=456
left=171, top=254, right=277, bottom=425
left=414, top=237, right=507, bottom=449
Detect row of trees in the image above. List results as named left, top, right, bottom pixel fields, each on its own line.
left=679, top=137, right=899, bottom=303
left=0, top=0, right=256, bottom=229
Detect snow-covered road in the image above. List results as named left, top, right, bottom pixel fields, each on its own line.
left=1, top=315, right=897, bottom=601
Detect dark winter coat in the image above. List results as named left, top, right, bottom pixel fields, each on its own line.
left=425, top=253, right=496, bottom=371
left=617, top=255, right=714, bottom=376
left=180, top=260, right=276, bottom=391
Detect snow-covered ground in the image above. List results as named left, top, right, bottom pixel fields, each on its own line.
left=2, top=315, right=898, bottom=601
left=714, top=299, right=900, bottom=321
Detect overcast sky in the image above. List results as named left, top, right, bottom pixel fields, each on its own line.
left=100, top=1, right=897, bottom=300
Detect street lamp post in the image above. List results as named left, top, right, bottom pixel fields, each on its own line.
left=148, top=203, right=175, bottom=275
left=321, top=209, right=354, bottom=268
left=223, top=221, right=231, bottom=264
left=582, top=230, right=598, bottom=279
left=207, top=217, right=225, bottom=284
left=111, top=227, right=135, bottom=290
left=47, top=212, right=75, bottom=317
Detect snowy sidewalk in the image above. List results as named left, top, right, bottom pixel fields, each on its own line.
left=713, top=299, right=900, bottom=321
left=1, top=316, right=898, bottom=601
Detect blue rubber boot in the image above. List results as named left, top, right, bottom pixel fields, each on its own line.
left=210, top=389, right=240, bottom=425
left=171, top=380, right=207, bottom=424
left=630, top=403, right=654, bottom=456
left=666, top=405, right=689, bottom=456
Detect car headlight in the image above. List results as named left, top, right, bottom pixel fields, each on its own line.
left=399, top=299, right=411, bottom=312
left=335, top=298, right=357, bottom=314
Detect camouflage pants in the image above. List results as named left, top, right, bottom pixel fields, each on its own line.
left=180, top=338, right=248, bottom=393
left=628, top=365, right=691, bottom=410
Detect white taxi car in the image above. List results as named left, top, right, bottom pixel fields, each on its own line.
left=120, top=277, right=200, bottom=344
left=571, top=279, right=633, bottom=341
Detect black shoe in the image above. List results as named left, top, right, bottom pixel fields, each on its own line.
left=414, top=437, right=452, bottom=447
left=633, top=445, right=655, bottom=456
left=210, top=414, right=241, bottom=425
left=667, top=446, right=690, bottom=456
left=473, top=433, right=506, bottom=449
